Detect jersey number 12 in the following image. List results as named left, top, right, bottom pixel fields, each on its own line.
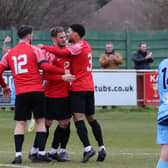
left=12, top=54, right=28, bottom=74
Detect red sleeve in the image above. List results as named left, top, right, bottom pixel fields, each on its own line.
left=42, top=45, right=71, bottom=57
left=43, top=71, right=62, bottom=81
left=0, top=53, right=9, bottom=68
left=0, top=64, right=7, bottom=88
left=40, top=62, right=65, bottom=74
left=32, top=46, right=48, bottom=63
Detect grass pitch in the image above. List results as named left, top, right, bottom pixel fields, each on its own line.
left=0, top=106, right=159, bottom=168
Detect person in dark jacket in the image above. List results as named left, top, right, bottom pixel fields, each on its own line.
left=132, top=42, right=153, bottom=69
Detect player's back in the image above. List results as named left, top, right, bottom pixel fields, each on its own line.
left=158, top=58, right=168, bottom=104
left=7, top=43, right=43, bottom=95
left=70, top=40, right=94, bottom=91
left=157, top=58, right=168, bottom=124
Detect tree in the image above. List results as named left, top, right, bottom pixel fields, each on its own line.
left=0, top=0, right=111, bottom=30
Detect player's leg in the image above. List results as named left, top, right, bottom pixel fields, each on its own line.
left=157, top=145, right=168, bottom=168
left=71, top=91, right=95, bottom=163
left=49, top=120, right=70, bottom=161
left=45, top=97, right=60, bottom=160
left=156, top=124, right=168, bottom=168
left=45, top=97, right=54, bottom=141
left=45, top=119, right=53, bottom=143
left=48, top=97, right=71, bottom=161
left=12, top=121, right=27, bottom=164
left=58, top=97, right=71, bottom=161
left=48, top=123, right=62, bottom=160
left=29, top=119, right=50, bottom=156
left=12, top=93, right=30, bottom=164
left=85, top=91, right=106, bottom=161
left=58, top=119, right=71, bottom=161
left=30, top=92, right=51, bottom=162
left=86, top=115, right=106, bottom=161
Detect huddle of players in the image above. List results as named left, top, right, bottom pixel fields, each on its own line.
left=0, top=24, right=106, bottom=164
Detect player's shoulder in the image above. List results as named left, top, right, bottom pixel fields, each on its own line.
left=158, top=58, right=168, bottom=70
left=159, top=58, right=168, bottom=67
left=31, top=45, right=41, bottom=51
left=1, top=52, right=9, bottom=61
left=73, top=40, right=84, bottom=49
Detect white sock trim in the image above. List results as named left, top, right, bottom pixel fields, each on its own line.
left=38, top=151, right=46, bottom=155
left=16, top=152, right=22, bottom=157
left=49, top=148, right=57, bottom=154
left=84, top=146, right=92, bottom=152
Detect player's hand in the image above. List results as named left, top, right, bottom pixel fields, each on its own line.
left=65, top=70, right=70, bottom=74
left=2, top=86, right=11, bottom=97
left=36, top=44, right=44, bottom=48
left=4, top=36, right=11, bottom=44
left=62, top=74, right=75, bottom=82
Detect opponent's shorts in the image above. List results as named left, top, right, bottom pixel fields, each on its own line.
left=45, top=96, right=71, bottom=120
left=70, top=91, right=95, bottom=115
left=156, top=124, right=168, bottom=144
left=15, top=92, right=45, bottom=121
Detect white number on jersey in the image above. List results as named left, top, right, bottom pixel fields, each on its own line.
left=64, top=61, right=70, bottom=70
left=87, top=53, right=92, bottom=72
left=12, top=54, right=28, bottom=74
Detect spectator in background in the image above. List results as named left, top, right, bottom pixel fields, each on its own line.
left=99, top=43, right=124, bottom=109
left=99, top=43, right=124, bottom=69
left=132, top=42, right=153, bottom=69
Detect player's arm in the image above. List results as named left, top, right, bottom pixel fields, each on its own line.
left=0, top=53, right=9, bottom=88
left=43, top=71, right=75, bottom=82
left=40, top=61, right=65, bottom=74
left=0, top=64, right=11, bottom=97
left=34, top=46, right=65, bottom=74
left=38, top=43, right=82, bottom=57
left=42, top=45, right=71, bottom=57
left=0, top=53, right=11, bottom=97
left=43, top=71, right=62, bottom=81
left=0, top=64, right=7, bottom=88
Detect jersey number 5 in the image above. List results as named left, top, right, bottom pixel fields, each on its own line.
left=12, top=54, right=28, bottom=74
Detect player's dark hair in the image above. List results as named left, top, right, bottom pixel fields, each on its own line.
left=70, top=24, right=85, bottom=38
left=17, top=25, right=33, bottom=39
left=50, top=26, right=65, bottom=37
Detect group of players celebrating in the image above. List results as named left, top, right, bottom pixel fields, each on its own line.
left=0, top=24, right=106, bottom=164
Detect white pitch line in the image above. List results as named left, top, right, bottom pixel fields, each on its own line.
left=0, top=164, right=31, bottom=168
left=0, top=150, right=159, bottom=156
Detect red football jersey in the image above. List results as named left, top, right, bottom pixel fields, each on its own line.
left=0, top=43, right=46, bottom=95
left=43, top=50, right=71, bottom=98
left=43, top=40, right=94, bottom=91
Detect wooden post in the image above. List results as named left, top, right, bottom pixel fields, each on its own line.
left=126, top=29, right=131, bottom=69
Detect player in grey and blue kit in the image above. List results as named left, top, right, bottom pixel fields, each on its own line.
left=156, top=58, right=168, bottom=168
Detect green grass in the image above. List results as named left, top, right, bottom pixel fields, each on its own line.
left=0, top=106, right=160, bottom=168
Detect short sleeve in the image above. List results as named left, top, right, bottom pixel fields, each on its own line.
left=67, top=41, right=83, bottom=55
left=45, top=51, right=55, bottom=64
left=32, top=46, right=47, bottom=64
